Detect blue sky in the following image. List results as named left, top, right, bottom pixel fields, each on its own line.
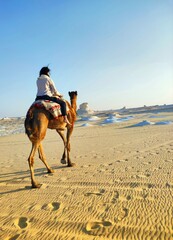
left=0, top=0, right=173, bottom=117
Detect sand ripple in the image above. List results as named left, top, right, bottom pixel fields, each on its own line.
left=0, top=113, right=173, bottom=239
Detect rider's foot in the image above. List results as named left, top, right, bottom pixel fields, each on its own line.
left=64, top=116, right=72, bottom=125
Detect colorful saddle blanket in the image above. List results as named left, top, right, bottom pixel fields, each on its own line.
left=31, top=100, right=68, bottom=119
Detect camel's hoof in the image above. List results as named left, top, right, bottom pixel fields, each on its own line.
left=61, top=159, right=67, bottom=164
left=68, top=162, right=76, bottom=167
left=32, top=183, right=42, bottom=188
left=48, top=168, right=54, bottom=173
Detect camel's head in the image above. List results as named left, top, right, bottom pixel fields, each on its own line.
left=68, top=91, right=78, bottom=99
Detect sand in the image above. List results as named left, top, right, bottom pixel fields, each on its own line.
left=0, top=113, right=173, bottom=240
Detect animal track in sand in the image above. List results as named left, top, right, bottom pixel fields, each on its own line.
left=84, top=189, right=105, bottom=196
left=84, top=220, right=112, bottom=235
left=15, top=217, right=29, bottom=229
left=42, top=202, right=61, bottom=211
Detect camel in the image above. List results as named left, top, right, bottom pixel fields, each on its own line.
left=24, top=91, right=78, bottom=188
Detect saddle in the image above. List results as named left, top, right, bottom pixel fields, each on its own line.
left=30, top=100, right=67, bottom=119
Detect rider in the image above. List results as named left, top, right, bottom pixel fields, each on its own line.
left=35, top=66, right=71, bottom=125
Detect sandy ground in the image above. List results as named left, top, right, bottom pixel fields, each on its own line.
left=0, top=113, right=173, bottom=240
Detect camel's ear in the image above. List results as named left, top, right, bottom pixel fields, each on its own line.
left=68, top=91, right=71, bottom=96
left=75, top=91, right=77, bottom=95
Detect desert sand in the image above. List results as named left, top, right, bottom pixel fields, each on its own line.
left=0, top=112, right=173, bottom=240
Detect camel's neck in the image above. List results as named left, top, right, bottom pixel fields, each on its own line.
left=70, top=98, right=77, bottom=112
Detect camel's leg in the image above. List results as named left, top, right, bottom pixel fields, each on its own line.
left=38, top=143, right=54, bottom=173
left=28, top=142, right=41, bottom=188
left=56, top=130, right=67, bottom=164
left=66, top=126, right=76, bottom=167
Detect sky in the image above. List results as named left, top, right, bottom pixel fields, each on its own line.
left=0, top=0, right=173, bottom=117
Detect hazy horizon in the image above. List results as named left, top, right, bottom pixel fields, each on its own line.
left=1, top=102, right=173, bottom=119
left=0, top=0, right=173, bottom=117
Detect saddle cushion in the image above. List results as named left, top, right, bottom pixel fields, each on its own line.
left=32, top=100, right=64, bottom=118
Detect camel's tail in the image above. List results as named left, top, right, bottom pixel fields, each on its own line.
left=24, top=107, right=35, bottom=138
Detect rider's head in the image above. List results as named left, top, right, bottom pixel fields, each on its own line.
left=39, top=66, right=50, bottom=77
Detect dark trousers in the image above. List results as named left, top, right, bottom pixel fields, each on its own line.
left=35, top=95, right=67, bottom=116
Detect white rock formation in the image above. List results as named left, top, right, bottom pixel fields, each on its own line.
left=77, top=102, right=94, bottom=116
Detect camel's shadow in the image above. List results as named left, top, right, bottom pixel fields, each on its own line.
left=0, top=165, right=67, bottom=195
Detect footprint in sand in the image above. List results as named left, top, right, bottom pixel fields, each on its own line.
left=81, top=165, right=90, bottom=168
left=129, top=182, right=140, bottom=188
left=111, top=191, right=131, bottom=203
left=64, top=190, right=75, bottom=197
left=98, top=168, right=108, bottom=173
left=100, top=163, right=109, bottom=167
left=115, top=208, right=129, bottom=222
left=136, top=173, right=150, bottom=178
left=84, top=189, right=105, bottom=196
left=147, top=183, right=155, bottom=189
left=142, top=161, right=151, bottom=165
left=116, top=160, right=126, bottom=163
left=165, top=160, right=173, bottom=163
left=60, top=177, right=68, bottom=181
left=29, top=204, right=41, bottom=211
left=166, top=182, right=173, bottom=188
left=126, top=195, right=132, bottom=201
left=84, top=220, right=112, bottom=235
left=9, top=234, right=21, bottom=240
left=42, top=202, right=61, bottom=211
left=111, top=191, right=119, bottom=203
left=15, top=217, right=29, bottom=229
